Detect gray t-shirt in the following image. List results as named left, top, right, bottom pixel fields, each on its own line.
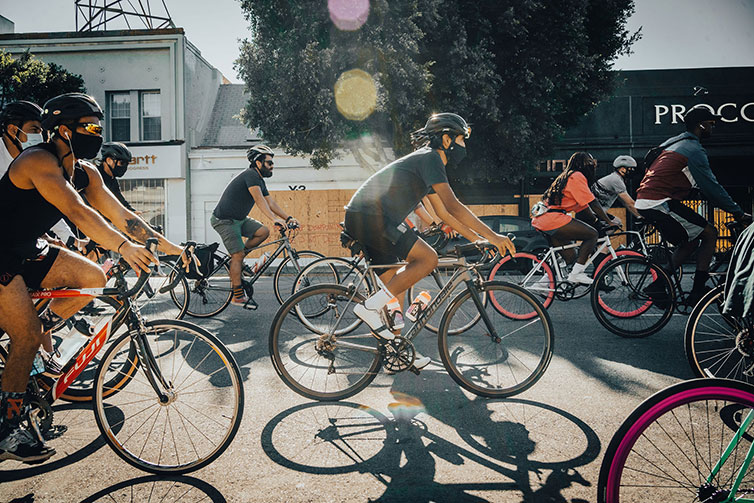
left=213, top=167, right=269, bottom=220
left=346, top=147, right=448, bottom=225
left=592, top=171, right=627, bottom=210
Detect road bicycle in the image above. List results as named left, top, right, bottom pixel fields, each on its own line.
left=0, top=240, right=244, bottom=474
left=598, top=377, right=754, bottom=503
left=172, top=222, right=326, bottom=317
left=486, top=227, right=647, bottom=316
left=269, top=240, right=554, bottom=401
left=591, top=220, right=745, bottom=338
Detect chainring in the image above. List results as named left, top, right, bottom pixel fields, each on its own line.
left=26, top=391, right=53, bottom=435
left=555, top=282, right=576, bottom=301
left=382, top=336, right=415, bottom=373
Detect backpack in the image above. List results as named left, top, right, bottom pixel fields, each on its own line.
left=642, top=137, right=688, bottom=172
left=186, top=242, right=219, bottom=280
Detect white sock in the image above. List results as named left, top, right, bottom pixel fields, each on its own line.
left=571, top=263, right=586, bottom=275
left=364, top=288, right=393, bottom=311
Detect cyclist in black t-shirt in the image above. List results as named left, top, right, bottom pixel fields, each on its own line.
left=345, top=113, right=515, bottom=369
left=211, top=145, right=299, bottom=307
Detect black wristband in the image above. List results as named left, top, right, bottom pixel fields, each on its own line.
left=286, top=216, right=293, bottom=222
left=117, top=240, right=127, bottom=254
left=66, top=236, right=76, bottom=248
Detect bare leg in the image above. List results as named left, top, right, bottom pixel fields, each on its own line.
left=244, top=226, right=270, bottom=252
left=229, top=251, right=245, bottom=289
left=383, top=240, right=438, bottom=301
left=42, top=248, right=107, bottom=320
left=0, top=276, right=44, bottom=393
left=550, top=220, right=599, bottom=265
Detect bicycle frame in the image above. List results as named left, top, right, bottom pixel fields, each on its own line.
left=210, top=232, right=297, bottom=285
left=706, top=408, right=754, bottom=502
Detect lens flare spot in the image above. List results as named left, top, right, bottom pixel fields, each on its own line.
left=328, top=0, right=370, bottom=31
left=334, top=69, right=377, bottom=121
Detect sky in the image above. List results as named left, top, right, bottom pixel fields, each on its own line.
left=1, top=0, right=754, bottom=83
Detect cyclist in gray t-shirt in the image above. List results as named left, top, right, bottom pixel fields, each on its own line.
left=591, top=155, right=641, bottom=226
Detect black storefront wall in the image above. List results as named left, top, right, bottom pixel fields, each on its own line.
left=531, top=67, right=754, bottom=215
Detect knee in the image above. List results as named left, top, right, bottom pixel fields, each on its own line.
left=424, top=249, right=439, bottom=272
left=230, top=251, right=245, bottom=263
left=703, top=225, right=718, bottom=241
left=81, top=263, right=107, bottom=288
left=258, top=226, right=270, bottom=240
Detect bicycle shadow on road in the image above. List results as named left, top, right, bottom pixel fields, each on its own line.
left=79, top=474, right=226, bottom=502
left=260, top=390, right=596, bottom=503
left=0, top=401, right=122, bottom=482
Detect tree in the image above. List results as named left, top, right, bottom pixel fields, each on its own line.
left=236, top=0, right=639, bottom=180
left=0, top=50, right=86, bottom=109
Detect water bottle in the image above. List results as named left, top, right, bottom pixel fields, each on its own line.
left=386, top=297, right=404, bottom=330
left=253, top=252, right=271, bottom=274
left=53, top=319, right=93, bottom=368
left=101, top=257, right=114, bottom=276
left=405, top=291, right=431, bottom=322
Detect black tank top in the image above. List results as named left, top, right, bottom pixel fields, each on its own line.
left=0, top=143, right=90, bottom=257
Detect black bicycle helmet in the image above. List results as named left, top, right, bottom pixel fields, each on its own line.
left=41, top=93, right=103, bottom=131
left=246, top=144, right=274, bottom=164
left=100, top=142, right=132, bottom=163
left=1, top=101, right=43, bottom=128
left=410, top=112, right=471, bottom=148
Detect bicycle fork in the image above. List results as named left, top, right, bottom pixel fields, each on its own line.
left=705, top=408, right=754, bottom=502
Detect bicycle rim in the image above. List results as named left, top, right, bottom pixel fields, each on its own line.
left=488, top=253, right=555, bottom=317
left=438, top=281, right=554, bottom=398
left=598, top=378, right=754, bottom=503
left=124, top=260, right=188, bottom=320
left=93, top=319, right=244, bottom=473
left=591, top=257, right=673, bottom=338
left=269, top=284, right=381, bottom=401
left=685, top=285, right=754, bottom=383
left=273, top=250, right=325, bottom=304
left=294, top=257, right=369, bottom=297
left=181, top=262, right=232, bottom=318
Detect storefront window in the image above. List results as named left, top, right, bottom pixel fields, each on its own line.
left=119, top=178, right=166, bottom=232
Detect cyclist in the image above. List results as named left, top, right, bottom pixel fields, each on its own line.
left=0, top=100, right=44, bottom=177
left=0, top=93, right=188, bottom=463
left=96, top=142, right=137, bottom=212
left=591, top=155, right=642, bottom=226
left=211, top=144, right=298, bottom=309
left=636, top=106, right=752, bottom=305
left=531, top=152, right=614, bottom=285
left=344, top=112, right=515, bottom=370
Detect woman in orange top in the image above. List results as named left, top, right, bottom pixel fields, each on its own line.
left=532, top=152, right=614, bottom=284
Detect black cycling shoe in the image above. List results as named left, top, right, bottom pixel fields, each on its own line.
left=643, top=278, right=671, bottom=310
left=0, top=424, right=56, bottom=464
left=685, top=286, right=712, bottom=308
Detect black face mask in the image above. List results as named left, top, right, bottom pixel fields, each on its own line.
left=446, top=142, right=467, bottom=167
left=111, top=160, right=128, bottom=178
left=69, top=131, right=103, bottom=160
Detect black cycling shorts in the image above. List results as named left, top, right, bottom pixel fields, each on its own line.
left=344, top=211, right=419, bottom=265
left=638, top=199, right=708, bottom=246
left=0, top=246, right=60, bottom=290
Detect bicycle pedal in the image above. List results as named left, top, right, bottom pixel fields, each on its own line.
left=244, top=300, right=259, bottom=310
left=409, top=366, right=421, bottom=375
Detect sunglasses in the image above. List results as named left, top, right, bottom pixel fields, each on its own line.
left=263, top=160, right=274, bottom=166
left=75, top=122, right=104, bottom=136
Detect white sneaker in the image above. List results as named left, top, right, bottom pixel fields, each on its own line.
left=354, top=303, right=395, bottom=340
left=567, top=270, right=594, bottom=285
left=413, top=356, right=431, bottom=370
left=530, top=275, right=552, bottom=292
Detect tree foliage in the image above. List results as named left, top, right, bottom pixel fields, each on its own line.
left=236, top=0, right=639, bottom=180
left=0, top=50, right=86, bottom=109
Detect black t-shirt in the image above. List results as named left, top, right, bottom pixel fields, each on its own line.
left=346, top=147, right=448, bottom=225
left=213, top=167, right=269, bottom=220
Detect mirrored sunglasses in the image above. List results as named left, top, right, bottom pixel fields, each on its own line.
left=77, top=122, right=104, bottom=136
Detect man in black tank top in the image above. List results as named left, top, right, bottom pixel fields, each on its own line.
left=0, top=93, right=189, bottom=464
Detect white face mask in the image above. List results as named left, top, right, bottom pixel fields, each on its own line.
left=20, top=132, right=44, bottom=149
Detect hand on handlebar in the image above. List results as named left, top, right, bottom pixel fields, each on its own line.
left=178, top=243, right=200, bottom=273
left=491, top=233, right=516, bottom=257
left=119, top=240, right=158, bottom=273
left=439, top=223, right=458, bottom=239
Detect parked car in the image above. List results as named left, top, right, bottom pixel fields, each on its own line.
left=434, top=215, right=548, bottom=257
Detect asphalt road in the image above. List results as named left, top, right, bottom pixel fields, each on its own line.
left=0, top=277, right=698, bottom=503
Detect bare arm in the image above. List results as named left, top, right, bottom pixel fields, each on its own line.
left=266, top=197, right=291, bottom=221
left=588, top=200, right=614, bottom=225
left=425, top=193, right=480, bottom=242
left=82, top=163, right=182, bottom=256
left=617, top=192, right=641, bottom=218
left=413, top=201, right=436, bottom=227
left=433, top=183, right=515, bottom=256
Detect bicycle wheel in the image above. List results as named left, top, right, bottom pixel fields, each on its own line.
left=488, top=253, right=555, bottom=314
left=598, top=378, right=754, bottom=503
left=438, top=281, right=554, bottom=398
left=294, top=257, right=369, bottom=296
left=123, top=259, right=188, bottom=320
left=685, top=285, right=754, bottom=383
left=591, top=256, right=674, bottom=338
left=179, top=259, right=233, bottom=318
left=269, top=284, right=381, bottom=401
left=408, top=260, right=483, bottom=335
left=273, top=250, right=326, bottom=304
left=93, top=319, right=244, bottom=474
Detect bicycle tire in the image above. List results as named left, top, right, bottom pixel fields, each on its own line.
left=408, top=262, right=484, bottom=335
left=273, top=250, right=326, bottom=305
left=488, top=253, right=555, bottom=314
left=293, top=256, right=369, bottom=320
left=437, top=281, right=554, bottom=398
left=685, top=284, right=754, bottom=383
left=591, top=256, right=674, bottom=338
left=598, top=377, right=754, bottom=503
left=178, top=258, right=233, bottom=318
left=93, top=319, right=244, bottom=474
left=124, top=259, right=189, bottom=320
left=269, top=284, right=381, bottom=401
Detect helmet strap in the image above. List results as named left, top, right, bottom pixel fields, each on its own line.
left=5, top=125, right=24, bottom=154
